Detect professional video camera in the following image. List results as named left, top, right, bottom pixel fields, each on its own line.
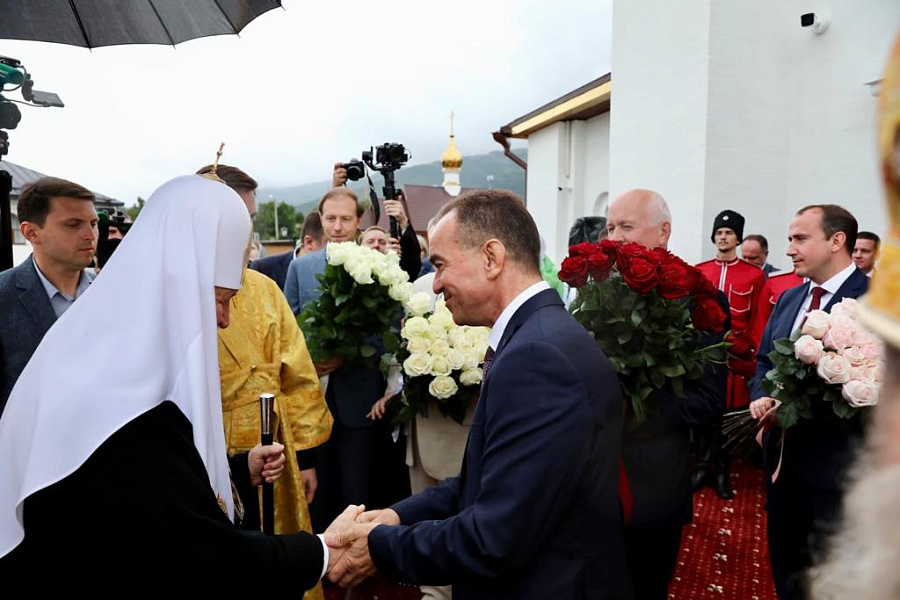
left=1, top=57, right=64, bottom=271
left=363, top=143, right=410, bottom=172
left=0, top=56, right=64, bottom=150
left=96, top=210, right=132, bottom=269
left=354, top=143, right=411, bottom=238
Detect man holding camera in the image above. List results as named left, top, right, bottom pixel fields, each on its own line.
left=332, top=162, right=421, bottom=281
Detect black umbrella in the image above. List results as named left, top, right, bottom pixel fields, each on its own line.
left=0, top=0, right=283, bottom=49
left=0, top=0, right=283, bottom=270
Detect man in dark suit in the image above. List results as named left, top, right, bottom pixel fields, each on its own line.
left=323, top=190, right=630, bottom=599
left=250, top=212, right=324, bottom=290
left=0, top=177, right=98, bottom=414
left=749, top=204, right=868, bottom=600
left=742, top=234, right=781, bottom=277
left=606, top=188, right=728, bottom=599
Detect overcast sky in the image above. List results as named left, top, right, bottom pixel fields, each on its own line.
left=2, top=0, right=612, bottom=205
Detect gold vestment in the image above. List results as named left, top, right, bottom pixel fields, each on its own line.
left=218, top=269, right=333, bottom=599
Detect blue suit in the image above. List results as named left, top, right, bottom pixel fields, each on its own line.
left=284, top=248, right=327, bottom=316
left=762, top=262, right=780, bottom=278
left=750, top=267, right=869, bottom=600
left=369, top=289, right=630, bottom=599
left=249, top=251, right=294, bottom=290
left=0, top=257, right=57, bottom=415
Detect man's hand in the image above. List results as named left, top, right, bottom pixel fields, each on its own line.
left=324, top=504, right=366, bottom=575
left=333, top=162, right=348, bottom=188
left=366, top=396, right=391, bottom=421
left=248, top=442, right=285, bottom=486
left=300, top=468, right=318, bottom=504
left=315, top=355, right=346, bottom=377
left=383, top=199, right=409, bottom=230
left=750, top=396, right=781, bottom=427
left=357, top=508, right=400, bottom=526
left=326, top=522, right=380, bottom=587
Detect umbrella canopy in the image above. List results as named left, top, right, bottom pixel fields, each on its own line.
left=0, top=0, right=282, bottom=49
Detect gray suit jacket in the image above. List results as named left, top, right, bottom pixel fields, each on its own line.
left=284, top=248, right=326, bottom=316
left=283, top=247, right=382, bottom=428
left=0, top=257, right=57, bottom=415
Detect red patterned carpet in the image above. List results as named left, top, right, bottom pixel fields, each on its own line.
left=669, top=457, right=778, bottom=600
left=326, top=458, right=777, bottom=599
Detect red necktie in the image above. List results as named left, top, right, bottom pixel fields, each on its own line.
left=800, top=286, right=827, bottom=328
left=808, top=286, right=826, bottom=311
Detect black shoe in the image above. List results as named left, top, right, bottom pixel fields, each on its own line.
left=715, top=472, right=734, bottom=500
left=691, top=468, right=711, bottom=492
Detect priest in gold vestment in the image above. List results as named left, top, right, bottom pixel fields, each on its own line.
left=218, top=268, right=333, bottom=600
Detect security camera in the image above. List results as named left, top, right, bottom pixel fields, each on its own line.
left=800, top=12, right=830, bottom=34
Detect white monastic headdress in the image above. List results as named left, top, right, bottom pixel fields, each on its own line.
left=0, top=174, right=251, bottom=557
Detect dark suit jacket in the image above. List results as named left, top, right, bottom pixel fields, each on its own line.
left=0, top=257, right=58, bottom=415
left=369, top=289, right=630, bottom=599
left=750, top=267, right=869, bottom=490
left=249, top=251, right=294, bottom=290
left=622, top=291, right=729, bottom=529
left=763, top=262, right=780, bottom=278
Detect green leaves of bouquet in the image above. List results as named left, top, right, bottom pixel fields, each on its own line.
left=562, top=240, right=730, bottom=423
left=298, top=242, right=414, bottom=369
left=387, top=293, right=491, bottom=425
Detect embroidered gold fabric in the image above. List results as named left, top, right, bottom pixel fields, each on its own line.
left=218, top=269, right=333, bottom=600
left=861, top=32, right=900, bottom=348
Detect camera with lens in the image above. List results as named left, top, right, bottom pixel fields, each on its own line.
left=363, top=143, right=409, bottom=172
left=96, top=210, right=132, bottom=269
left=358, top=142, right=411, bottom=239
left=343, top=158, right=366, bottom=182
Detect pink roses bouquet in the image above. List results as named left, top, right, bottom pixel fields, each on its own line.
left=762, top=298, right=883, bottom=428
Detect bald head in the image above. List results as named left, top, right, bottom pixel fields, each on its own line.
left=607, top=188, right=672, bottom=249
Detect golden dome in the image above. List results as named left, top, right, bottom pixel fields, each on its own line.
left=442, top=134, right=463, bottom=169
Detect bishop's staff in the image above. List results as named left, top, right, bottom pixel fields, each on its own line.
left=259, top=393, right=275, bottom=535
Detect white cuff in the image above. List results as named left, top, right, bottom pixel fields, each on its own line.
left=317, top=534, right=329, bottom=579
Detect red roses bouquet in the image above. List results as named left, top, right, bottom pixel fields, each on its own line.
left=561, top=240, right=752, bottom=422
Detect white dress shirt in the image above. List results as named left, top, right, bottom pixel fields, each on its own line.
left=487, top=281, right=551, bottom=352
left=789, top=262, right=858, bottom=334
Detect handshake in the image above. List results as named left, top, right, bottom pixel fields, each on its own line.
left=322, top=504, right=400, bottom=587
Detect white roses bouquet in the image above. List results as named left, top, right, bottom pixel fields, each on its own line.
left=386, top=293, right=490, bottom=425
left=297, top=242, right=414, bottom=367
left=761, top=298, right=884, bottom=428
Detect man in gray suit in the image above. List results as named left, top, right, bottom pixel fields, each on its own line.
left=0, top=177, right=98, bottom=414
left=284, top=187, right=388, bottom=532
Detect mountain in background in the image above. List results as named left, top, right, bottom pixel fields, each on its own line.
left=258, top=148, right=527, bottom=215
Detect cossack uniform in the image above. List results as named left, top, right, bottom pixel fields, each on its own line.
left=696, top=256, right=766, bottom=408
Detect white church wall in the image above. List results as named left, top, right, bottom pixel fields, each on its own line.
left=706, top=0, right=897, bottom=267
left=703, top=0, right=796, bottom=268
left=610, top=0, right=899, bottom=265
left=525, top=122, right=568, bottom=263
left=584, top=113, right=611, bottom=220
left=524, top=112, right=612, bottom=264
left=781, top=0, right=897, bottom=260
left=609, top=0, right=713, bottom=263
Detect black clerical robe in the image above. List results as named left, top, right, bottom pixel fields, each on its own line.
left=0, top=401, right=323, bottom=597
